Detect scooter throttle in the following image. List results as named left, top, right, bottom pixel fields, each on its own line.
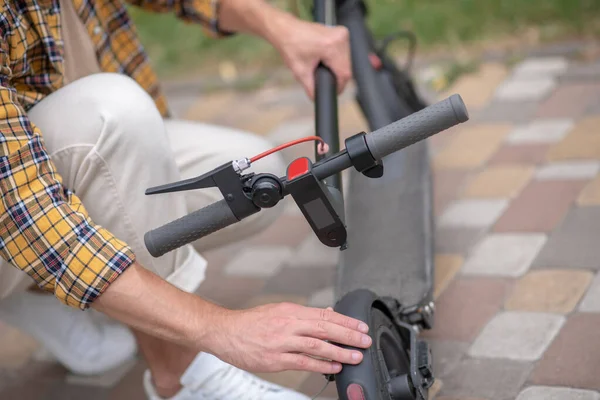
left=145, top=200, right=238, bottom=257
left=364, top=94, right=469, bottom=161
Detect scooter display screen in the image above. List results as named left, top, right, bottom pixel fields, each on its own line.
left=303, top=198, right=335, bottom=229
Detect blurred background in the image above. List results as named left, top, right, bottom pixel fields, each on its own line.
left=2, top=0, right=600, bottom=399
left=131, top=0, right=600, bottom=86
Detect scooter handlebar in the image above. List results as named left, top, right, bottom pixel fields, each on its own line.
left=365, top=94, right=469, bottom=161
left=143, top=95, right=470, bottom=258
left=144, top=199, right=238, bottom=257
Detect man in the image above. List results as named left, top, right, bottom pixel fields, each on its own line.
left=0, top=0, right=373, bottom=399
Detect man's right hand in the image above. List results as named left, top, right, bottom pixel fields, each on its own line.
left=204, top=302, right=372, bottom=374
left=95, top=264, right=371, bottom=375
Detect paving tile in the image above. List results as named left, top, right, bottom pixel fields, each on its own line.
left=462, top=234, right=546, bottom=277
left=516, top=386, right=600, bottom=400
left=256, top=370, right=311, bottom=391
left=433, top=124, right=512, bottom=169
left=107, top=360, right=147, bottom=400
left=547, top=117, right=600, bottom=161
left=433, top=170, right=471, bottom=216
left=339, top=100, right=369, bottom=137
left=468, top=311, right=565, bottom=361
left=438, top=199, right=509, bottom=229
left=429, top=378, right=443, bottom=398
left=244, top=294, right=308, bottom=308
left=45, top=382, right=111, bottom=400
left=579, top=273, right=600, bottom=312
left=585, top=96, right=600, bottom=116
left=196, top=275, right=266, bottom=309
left=494, top=78, right=556, bottom=102
left=307, top=286, right=335, bottom=308
left=506, top=119, right=573, bottom=145
left=435, top=227, right=485, bottom=255
left=535, top=161, right=600, bottom=180
left=267, top=118, right=313, bottom=145
left=429, top=124, right=462, bottom=154
left=165, top=93, right=197, bottom=119
left=440, top=63, right=509, bottom=111
left=0, top=326, right=40, bottom=368
left=493, top=181, right=586, bottom=233
left=505, top=269, right=593, bottom=313
left=489, top=144, right=550, bottom=165
left=434, top=254, right=464, bottom=299
left=66, top=358, right=138, bottom=388
left=258, top=86, right=313, bottom=110
left=0, top=379, right=57, bottom=400
left=579, top=176, right=600, bottom=206
left=242, top=215, right=312, bottom=248
left=263, top=265, right=335, bottom=296
left=473, top=101, right=539, bottom=124
left=530, top=313, right=600, bottom=390
left=299, top=373, right=339, bottom=399
left=288, top=235, right=340, bottom=268
left=564, top=60, right=600, bottom=81
left=242, top=105, right=297, bottom=136
left=282, top=196, right=305, bottom=217
left=463, top=165, right=534, bottom=198
left=438, top=358, right=533, bottom=400
left=559, top=115, right=600, bottom=135
left=534, top=207, right=600, bottom=270
left=0, top=361, right=66, bottom=399
left=427, top=340, right=470, bottom=378
left=183, top=91, right=236, bottom=122
left=202, top=244, right=238, bottom=279
left=423, top=277, right=512, bottom=341
left=224, top=246, right=293, bottom=277
left=436, top=397, right=488, bottom=400
left=536, top=83, right=600, bottom=119
left=511, top=57, right=569, bottom=78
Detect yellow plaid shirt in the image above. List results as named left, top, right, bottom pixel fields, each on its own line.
left=0, top=0, right=222, bottom=309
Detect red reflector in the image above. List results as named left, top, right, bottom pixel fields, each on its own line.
left=347, top=383, right=366, bottom=400
left=287, top=157, right=310, bottom=181
left=369, top=53, right=382, bottom=70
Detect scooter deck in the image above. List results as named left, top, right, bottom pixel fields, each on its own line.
left=336, top=138, right=434, bottom=310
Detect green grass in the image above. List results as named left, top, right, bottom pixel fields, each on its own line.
left=129, top=0, right=600, bottom=78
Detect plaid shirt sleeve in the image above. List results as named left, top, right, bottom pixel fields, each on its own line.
left=0, top=31, right=136, bottom=310
left=126, top=0, right=231, bottom=36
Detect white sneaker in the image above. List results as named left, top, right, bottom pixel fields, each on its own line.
left=143, top=352, right=311, bottom=400
left=0, top=291, right=137, bottom=375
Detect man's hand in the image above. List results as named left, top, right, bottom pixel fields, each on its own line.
left=273, top=19, right=352, bottom=99
left=205, top=302, right=371, bottom=374
left=94, top=264, right=371, bottom=375
left=219, top=0, right=352, bottom=99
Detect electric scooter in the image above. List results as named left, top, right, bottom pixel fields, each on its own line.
left=143, top=1, right=470, bottom=398
left=143, top=94, right=468, bottom=399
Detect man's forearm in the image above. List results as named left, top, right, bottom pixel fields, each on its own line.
left=93, top=262, right=224, bottom=350
left=219, top=0, right=294, bottom=49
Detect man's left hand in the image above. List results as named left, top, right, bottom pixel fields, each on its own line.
left=219, top=1, right=353, bottom=99
left=271, top=17, right=352, bottom=99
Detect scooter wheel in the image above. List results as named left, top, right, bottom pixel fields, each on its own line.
left=334, top=290, right=417, bottom=400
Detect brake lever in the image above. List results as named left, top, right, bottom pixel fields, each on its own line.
left=145, top=165, right=222, bottom=195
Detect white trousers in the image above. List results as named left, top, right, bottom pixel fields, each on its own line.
left=0, top=73, right=284, bottom=300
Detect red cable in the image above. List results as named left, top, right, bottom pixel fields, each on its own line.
left=250, top=136, right=329, bottom=163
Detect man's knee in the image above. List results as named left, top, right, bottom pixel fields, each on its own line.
left=29, top=73, right=165, bottom=153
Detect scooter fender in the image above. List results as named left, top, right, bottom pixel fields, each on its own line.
left=333, top=289, right=433, bottom=400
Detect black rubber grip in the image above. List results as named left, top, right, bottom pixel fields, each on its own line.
left=145, top=200, right=238, bottom=257
left=365, top=94, right=469, bottom=160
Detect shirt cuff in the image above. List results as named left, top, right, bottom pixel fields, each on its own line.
left=182, top=0, right=235, bottom=37
left=53, top=225, right=137, bottom=310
